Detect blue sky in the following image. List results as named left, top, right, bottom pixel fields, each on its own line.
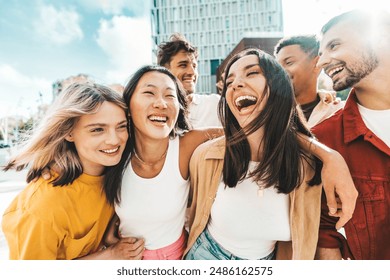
left=0, top=0, right=152, bottom=118
left=0, top=0, right=389, bottom=118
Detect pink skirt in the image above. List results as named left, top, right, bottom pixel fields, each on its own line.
left=142, top=230, right=188, bottom=260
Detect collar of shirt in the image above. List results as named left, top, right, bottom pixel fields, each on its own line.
left=343, top=89, right=390, bottom=155
left=189, top=93, right=201, bottom=105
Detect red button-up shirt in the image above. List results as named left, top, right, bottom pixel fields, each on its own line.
left=312, top=89, right=390, bottom=260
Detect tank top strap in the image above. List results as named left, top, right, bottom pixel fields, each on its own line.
left=161, top=136, right=183, bottom=180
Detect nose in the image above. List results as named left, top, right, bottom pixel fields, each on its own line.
left=231, top=77, right=244, bottom=91
left=105, top=129, right=120, bottom=145
left=187, top=64, right=198, bottom=77
left=316, top=51, right=330, bottom=69
left=153, top=96, right=168, bottom=109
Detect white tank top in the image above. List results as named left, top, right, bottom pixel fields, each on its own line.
left=115, top=137, right=189, bottom=250
left=208, top=161, right=291, bottom=259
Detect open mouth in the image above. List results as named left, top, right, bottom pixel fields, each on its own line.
left=100, top=147, right=120, bottom=154
left=148, top=115, right=168, bottom=123
left=235, top=95, right=257, bottom=112
left=327, top=66, right=344, bottom=78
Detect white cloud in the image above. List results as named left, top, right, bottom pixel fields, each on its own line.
left=79, top=0, right=148, bottom=16
left=33, top=5, right=83, bottom=45
left=96, top=16, right=152, bottom=84
left=0, top=64, right=52, bottom=118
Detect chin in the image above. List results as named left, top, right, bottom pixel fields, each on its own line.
left=104, top=158, right=122, bottom=167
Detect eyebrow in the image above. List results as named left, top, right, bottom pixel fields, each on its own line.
left=226, top=63, right=259, bottom=79
left=84, top=120, right=127, bottom=128
left=282, top=55, right=294, bottom=61
left=144, top=83, right=175, bottom=91
left=177, top=59, right=197, bottom=66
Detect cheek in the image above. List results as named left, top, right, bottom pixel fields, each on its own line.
left=73, top=140, right=91, bottom=157
left=225, top=90, right=234, bottom=108
left=129, top=100, right=146, bottom=125
left=129, top=99, right=140, bottom=114
left=171, top=102, right=180, bottom=120
left=120, top=131, right=129, bottom=142
left=226, top=99, right=234, bottom=112
left=170, top=69, right=180, bottom=78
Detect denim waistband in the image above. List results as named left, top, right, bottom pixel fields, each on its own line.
left=203, top=228, right=275, bottom=260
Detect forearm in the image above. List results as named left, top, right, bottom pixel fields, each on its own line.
left=297, top=133, right=334, bottom=161
left=298, top=132, right=357, bottom=228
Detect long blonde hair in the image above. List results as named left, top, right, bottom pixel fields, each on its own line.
left=4, top=82, right=128, bottom=186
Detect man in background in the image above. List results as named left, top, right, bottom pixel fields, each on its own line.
left=157, top=33, right=221, bottom=128
left=274, top=35, right=343, bottom=127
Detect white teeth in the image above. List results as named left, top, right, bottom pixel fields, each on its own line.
left=101, top=147, right=119, bottom=154
left=235, top=95, right=257, bottom=106
left=328, top=66, right=343, bottom=77
left=149, top=115, right=167, bottom=122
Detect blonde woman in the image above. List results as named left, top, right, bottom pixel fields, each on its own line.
left=1, top=82, right=144, bottom=260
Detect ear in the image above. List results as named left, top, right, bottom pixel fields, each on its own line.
left=65, top=133, right=74, bottom=142
left=312, top=56, right=322, bottom=75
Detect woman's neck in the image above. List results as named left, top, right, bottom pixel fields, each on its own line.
left=245, top=128, right=265, bottom=162
left=133, top=136, right=169, bottom=165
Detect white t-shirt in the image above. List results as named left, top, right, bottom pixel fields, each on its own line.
left=207, top=162, right=291, bottom=259
left=188, top=93, right=222, bottom=128
left=358, top=103, right=390, bottom=148
left=115, top=137, right=189, bottom=250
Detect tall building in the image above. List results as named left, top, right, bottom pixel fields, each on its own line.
left=151, top=0, right=283, bottom=94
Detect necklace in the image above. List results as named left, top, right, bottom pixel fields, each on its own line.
left=133, top=148, right=168, bottom=166
left=250, top=161, right=265, bottom=197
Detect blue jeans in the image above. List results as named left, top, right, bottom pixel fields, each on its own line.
left=184, top=228, right=275, bottom=260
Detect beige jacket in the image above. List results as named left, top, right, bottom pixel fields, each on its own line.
left=185, top=137, right=322, bottom=260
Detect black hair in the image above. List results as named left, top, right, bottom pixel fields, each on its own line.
left=219, top=48, right=321, bottom=193
left=103, top=65, right=190, bottom=204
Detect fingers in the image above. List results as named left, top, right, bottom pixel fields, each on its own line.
left=335, top=215, right=348, bottom=230
left=125, top=237, right=145, bottom=260
left=334, top=188, right=357, bottom=229
left=324, top=187, right=338, bottom=216
left=104, top=215, right=120, bottom=246
left=128, top=239, right=145, bottom=259
left=42, top=167, right=51, bottom=180
left=324, top=186, right=353, bottom=229
left=117, top=237, right=145, bottom=260
left=32, top=166, right=51, bottom=182
left=333, top=97, right=341, bottom=105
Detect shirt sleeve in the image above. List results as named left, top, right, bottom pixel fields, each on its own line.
left=2, top=209, right=59, bottom=259
left=317, top=191, right=354, bottom=259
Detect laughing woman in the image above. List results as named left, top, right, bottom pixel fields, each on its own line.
left=184, top=48, right=324, bottom=260
left=1, top=83, right=144, bottom=260
left=104, top=65, right=222, bottom=260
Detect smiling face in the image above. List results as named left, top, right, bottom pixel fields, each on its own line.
left=318, top=21, right=379, bottom=91
left=276, top=44, right=319, bottom=97
left=129, top=71, right=180, bottom=141
left=166, top=50, right=198, bottom=95
left=225, top=54, right=268, bottom=128
left=66, top=101, right=128, bottom=176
